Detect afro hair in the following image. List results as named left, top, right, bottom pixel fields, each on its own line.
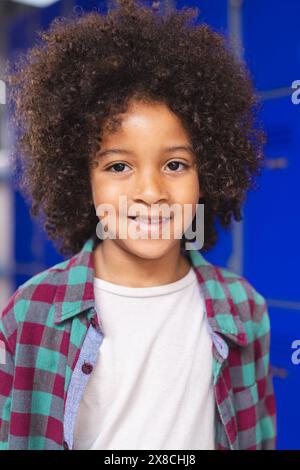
left=5, top=0, right=265, bottom=256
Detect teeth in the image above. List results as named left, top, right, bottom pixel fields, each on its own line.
left=133, top=217, right=170, bottom=223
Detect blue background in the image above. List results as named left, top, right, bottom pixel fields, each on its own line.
left=5, top=0, right=300, bottom=449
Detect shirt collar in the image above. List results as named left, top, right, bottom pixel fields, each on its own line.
left=53, top=237, right=248, bottom=347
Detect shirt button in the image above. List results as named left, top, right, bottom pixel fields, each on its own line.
left=63, top=440, right=69, bottom=450
left=90, top=317, right=97, bottom=328
left=81, top=361, right=93, bottom=374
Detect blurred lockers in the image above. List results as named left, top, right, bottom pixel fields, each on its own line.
left=0, top=0, right=299, bottom=449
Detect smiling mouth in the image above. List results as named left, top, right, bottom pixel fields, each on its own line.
left=128, top=216, right=172, bottom=225
left=127, top=216, right=173, bottom=233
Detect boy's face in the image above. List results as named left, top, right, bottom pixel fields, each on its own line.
left=90, top=99, right=202, bottom=260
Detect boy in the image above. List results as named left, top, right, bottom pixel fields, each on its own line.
left=0, top=0, right=276, bottom=450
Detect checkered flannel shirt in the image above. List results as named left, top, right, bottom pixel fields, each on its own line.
left=0, top=237, right=277, bottom=449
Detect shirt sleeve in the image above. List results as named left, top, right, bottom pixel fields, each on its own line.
left=254, top=294, right=277, bottom=449
left=0, top=289, right=20, bottom=450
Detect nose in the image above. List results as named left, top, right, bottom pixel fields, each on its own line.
left=130, top=169, right=168, bottom=205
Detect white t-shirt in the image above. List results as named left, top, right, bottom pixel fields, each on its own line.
left=73, top=266, right=215, bottom=450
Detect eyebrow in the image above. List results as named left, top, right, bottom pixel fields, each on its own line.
left=96, top=145, right=195, bottom=159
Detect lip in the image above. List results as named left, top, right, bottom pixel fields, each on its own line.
left=128, top=216, right=172, bottom=223
left=128, top=214, right=173, bottom=221
left=127, top=216, right=172, bottom=232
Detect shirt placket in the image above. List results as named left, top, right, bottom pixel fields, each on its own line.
left=63, top=313, right=104, bottom=450
left=206, top=321, right=238, bottom=450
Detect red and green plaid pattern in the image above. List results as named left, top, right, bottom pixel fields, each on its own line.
left=0, top=237, right=276, bottom=449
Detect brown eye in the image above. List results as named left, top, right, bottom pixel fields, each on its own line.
left=106, top=162, right=130, bottom=173
left=166, top=161, right=188, bottom=171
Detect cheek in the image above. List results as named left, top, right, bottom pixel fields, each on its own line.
left=189, top=175, right=201, bottom=206
left=173, top=175, right=200, bottom=205
left=90, top=174, right=128, bottom=212
left=169, top=176, right=200, bottom=231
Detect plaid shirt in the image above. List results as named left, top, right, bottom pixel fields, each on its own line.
left=0, top=237, right=276, bottom=450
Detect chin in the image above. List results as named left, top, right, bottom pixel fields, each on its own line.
left=120, top=238, right=178, bottom=259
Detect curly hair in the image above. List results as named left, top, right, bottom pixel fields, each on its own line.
left=5, top=0, right=265, bottom=257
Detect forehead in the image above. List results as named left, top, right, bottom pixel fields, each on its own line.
left=101, top=99, right=191, bottom=143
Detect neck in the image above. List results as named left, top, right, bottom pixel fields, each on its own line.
left=92, top=240, right=191, bottom=288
